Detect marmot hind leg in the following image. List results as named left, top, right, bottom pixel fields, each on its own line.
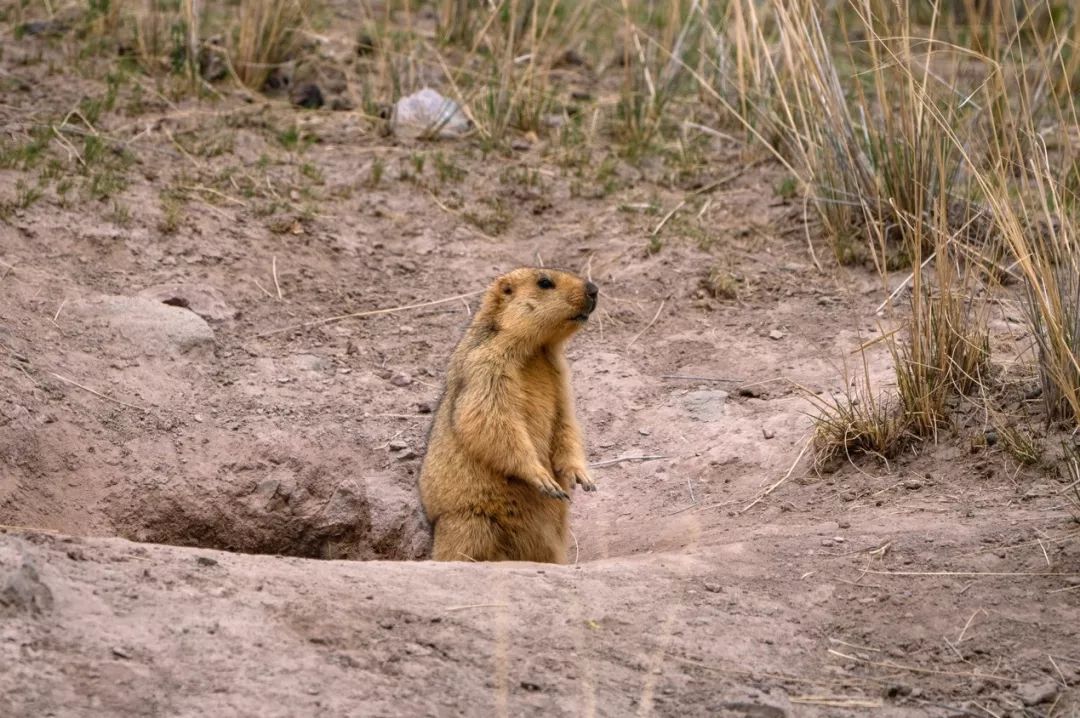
left=431, top=512, right=508, bottom=562
left=431, top=511, right=566, bottom=563
left=503, top=526, right=567, bottom=564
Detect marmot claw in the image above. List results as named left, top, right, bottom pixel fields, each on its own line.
left=558, top=465, right=596, bottom=492
left=538, top=483, right=570, bottom=501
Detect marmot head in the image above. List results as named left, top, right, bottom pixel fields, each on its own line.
left=476, top=267, right=599, bottom=348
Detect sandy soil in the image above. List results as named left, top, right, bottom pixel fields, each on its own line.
left=2, top=9, right=1079, bottom=717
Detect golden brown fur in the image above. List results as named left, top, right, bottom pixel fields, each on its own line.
left=419, top=267, right=599, bottom=563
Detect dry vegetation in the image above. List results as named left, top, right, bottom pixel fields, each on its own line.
left=3, top=0, right=1079, bottom=481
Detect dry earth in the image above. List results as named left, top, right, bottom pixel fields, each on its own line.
left=2, top=9, right=1079, bottom=717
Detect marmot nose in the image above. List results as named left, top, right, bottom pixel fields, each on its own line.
left=584, top=281, right=599, bottom=314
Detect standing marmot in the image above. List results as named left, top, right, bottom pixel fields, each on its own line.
left=419, top=267, right=599, bottom=563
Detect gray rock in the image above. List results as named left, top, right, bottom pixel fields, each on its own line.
left=391, top=88, right=472, bottom=139
left=361, top=473, right=432, bottom=560
left=69, top=295, right=214, bottom=357
left=681, top=390, right=728, bottom=422
left=0, top=544, right=54, bottom=616
left=291, top=354, right=331, bottom=374
left=1017, top=678, right=1058, bottom=706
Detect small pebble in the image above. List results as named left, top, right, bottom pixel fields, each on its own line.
left=330, top=97, right=355, bottom=112
left=356, top=34, right=376, bottom=55
left=904, top=478, right=924, bottom=490
left=703, top=582, right=722, bottom=593
left=762, top=427, right=775, bottom=440
left=388, top=440, right=408, bottom=451
left=838, top=520, right=851, bottom=529
left=768, top=329, right=785, bottom=340
left=390, top=373, right=412, bottom=387
left=1018, top=678, right=1058, bottom=706
left=111, top=647, right=131, bottom=659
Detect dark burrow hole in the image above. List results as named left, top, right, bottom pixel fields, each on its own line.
left=109, top=458, right=432, bottom=561
left=160, top=297, right=191, bottom=309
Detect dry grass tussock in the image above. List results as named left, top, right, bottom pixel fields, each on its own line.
left=699, top=0, right=1080, bottom=466
left=42, top=0, right=313, bottom=92
left=229, top=0, right=312, bottom=90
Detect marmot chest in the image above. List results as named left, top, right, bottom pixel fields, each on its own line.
left=517, top=353, right=562, bottom=458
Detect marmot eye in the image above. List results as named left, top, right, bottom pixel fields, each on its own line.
left=537, top=277, right=555, bottom=289
left=502, top=286, right=513, bottom=295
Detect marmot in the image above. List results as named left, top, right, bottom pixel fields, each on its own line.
left=419, top=267, right=599, bottom=563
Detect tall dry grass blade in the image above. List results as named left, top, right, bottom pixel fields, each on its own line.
left=229, top=0, right=311, bottom=91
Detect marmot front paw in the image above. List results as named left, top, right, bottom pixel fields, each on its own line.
left=556, top=464, right=596, bottom=492
left=527, top=472, right=571, bottom=501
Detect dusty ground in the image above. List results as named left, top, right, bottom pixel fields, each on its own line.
left=2, top=8, right=1079, bottom=717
